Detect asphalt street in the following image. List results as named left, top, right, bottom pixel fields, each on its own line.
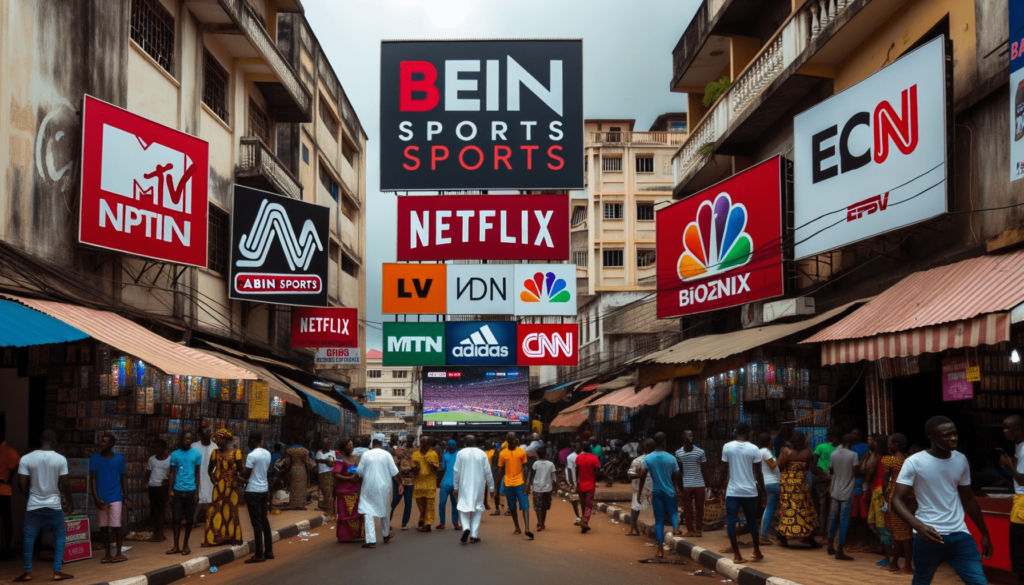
left=212, top=496, right=706, bottom=585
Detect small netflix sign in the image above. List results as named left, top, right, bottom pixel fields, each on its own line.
left=396, top=194, right=569, bottom=261
left=291, top=307, right=358, bottom=348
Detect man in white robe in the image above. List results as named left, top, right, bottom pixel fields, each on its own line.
left=453, top=435, right=495, bottom=544
left=356, top=438, right=400, bottom=548
left=190, top=427, right=216, bottom=526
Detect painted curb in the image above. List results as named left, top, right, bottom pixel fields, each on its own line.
left=89, top=513, right=327, bottom=585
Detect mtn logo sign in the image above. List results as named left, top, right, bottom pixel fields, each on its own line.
left=383, top=322, right=446, bottom=366
left=445, top=321, right=516, bottom=366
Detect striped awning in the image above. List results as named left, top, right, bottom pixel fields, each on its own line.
left=591, top=381, right=674, bottom=408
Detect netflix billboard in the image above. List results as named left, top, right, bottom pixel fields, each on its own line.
left=656, top=157, right=789, bottom=319
left=79, top=95, right=209, bottom=267
left=380, top=40, right=583, bottom=191
left=291, top=307, right=358, bottom=348
left=396, top=194, right=569, bottom=261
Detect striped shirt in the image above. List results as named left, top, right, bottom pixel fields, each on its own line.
left=674, top=446, right=707, bottom=488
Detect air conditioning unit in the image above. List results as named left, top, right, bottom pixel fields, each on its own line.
left=763, top=297, right=816, bottom=324
left=740, top=302, right=765, bottom=329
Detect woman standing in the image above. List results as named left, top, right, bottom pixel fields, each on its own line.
left=625, top=439, right=653, bottom=536
left=411, top=437, right=440, bottom=532
left=315, top=439, right=337, bottom=521
left=202, top=429, right=243, bottom=547
left=332, top=438, right=363, bottom=542
left=775, top=431, right=820, bottom=548
left=286, top=439, right=311, bottom=510
left=862, top=434, right=892, bottom=567
left=882, top=433, right=912, bottom=575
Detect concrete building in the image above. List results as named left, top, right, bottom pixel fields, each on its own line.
left=365, top=349, right=419, bottom=432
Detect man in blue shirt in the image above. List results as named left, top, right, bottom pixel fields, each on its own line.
left=638, top=432, right=682, bottom=558
left=90, top=432, right=128, bottom=563
left=166, top=431, right=202, bottom=555
left=437, top=440, right=461, bottom=530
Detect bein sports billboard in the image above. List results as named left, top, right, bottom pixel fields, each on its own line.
left=421, top=366, right=529, bottom=432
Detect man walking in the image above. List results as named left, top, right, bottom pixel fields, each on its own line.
left=999, top=414, right=1024, bottom=583
left=356, top=437, right=400, bottom=549
left=894, top=416, right=991, bottom=584
left=757, top=433, right=780, bottom=546
left=390, top=435, right=416, bottom=530
left=190, top=427, right=216, bottom=528
left=722, top=423, right=764, bottom=564
left=453, top=435, right=494, bottom=544
left=812, top=428, right=840, bottom=538
left=15, top=429, right=74, bottom=582
left=239, top=431, right=273, bottom=563
left=90, top=433, right=128, bottom=563
left=627, top=439, right=655, bottom=536
left=675, top=430, right=708, bottom=537
left=166, top=431, right=202, bottom=555
left=437, top=439, right=460, bottom=530
left=566, top=442, right=582, bottom=525
left=639, top=432, right=682, bottom=558
left=495, top=433, right=533, bottom=539
left=827, top=434, right=861, bottom=561
left=528, top=451, right=556, bottom=531
left=315, top=438, right=336, bottom=520
left=575, top=439, right=601, bottom=533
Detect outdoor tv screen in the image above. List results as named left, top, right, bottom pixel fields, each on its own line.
left=421, top=366, right=530, bottom=432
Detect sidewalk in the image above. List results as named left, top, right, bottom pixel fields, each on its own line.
left=0, top=507, right=330, bottom=585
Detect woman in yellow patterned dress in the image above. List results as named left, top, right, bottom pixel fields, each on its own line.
left=882, top=433, right=913, bottom=574
left=411, top=438, right=439, bottom=532
left=774, top=431, right=821, bottom=548
left=202, top=429, right=243, bottom=547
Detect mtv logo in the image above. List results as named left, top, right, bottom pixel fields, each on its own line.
left=100, top=124, right=195, bottom=214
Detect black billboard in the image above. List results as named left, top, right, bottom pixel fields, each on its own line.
left=229, top=185, right=330, bottom=307
left=380, top=39, right=583, bottom=191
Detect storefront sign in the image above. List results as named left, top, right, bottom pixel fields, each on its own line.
left=656, top=157, right=788, bottom=319
left=942, top=357, right=975, bottom=401
left=79, top=95, right=209, bottom=266
left=380, top=40, right=583, bottom=191
left=248, top=381, right=269, bottom=420
left=447, top=264, right=515, bottom=315
left=382, top=263, right=447, bottom=314
left=384, top=322, right=446, bottom=366
left=396, top=194, right=569, bottom=261
left=63, top=515, right=92, bottom=563
left=517, top=324, right=578, bottom=365
left=513, top=264, right=576, bottom=316
left=229, top=185, right=330, bottom=307
left=291, top=307, right=358, bottom=348
left=966, top=365, right=981, bottom=382
left=1012, top=1, right=1024, bottom=181
left=315, top=347, right=361, bottom=366
left=794, top=36, right=948, bottom=259
left=445, top=321, right=517, bottom=366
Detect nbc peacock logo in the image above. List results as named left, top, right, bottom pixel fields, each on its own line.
left=520, top=271, right=571, bottom=303
left=677, top=192, right=753, bottom=281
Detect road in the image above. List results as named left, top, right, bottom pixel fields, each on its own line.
left=212, top=496, right=706, bottom=585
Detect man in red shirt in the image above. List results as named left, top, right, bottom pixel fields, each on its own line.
left=574, top=439, right=601, bottom=533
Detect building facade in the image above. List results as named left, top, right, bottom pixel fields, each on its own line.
left=365, top=349, right=419, bottom=431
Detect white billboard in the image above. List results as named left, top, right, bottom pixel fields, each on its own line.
left=513, top=264, right=576, bottom=316
left=446, top=264, right=515, bottom=315
left=315, top=347, right=361, bottom=366
left=793, top=36, right=947, bottom=259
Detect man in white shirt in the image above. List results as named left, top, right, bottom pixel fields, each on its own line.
left=190, top=427, right=216, bottom=527
left=721, top=422, right=764, bottom=564
left=239, top=431, right=273, bottom=564
left=16, top=430, right=74, bottom=582
left=622, top=437, right=640, bottom=460
left=565, top=442, right=582, bottom=525
left=998, top=414, right=1024, bottom=580
left=357, top=438, right=400, bottom=548
left=893, top=416, right=991, bottom=585
left=453, top=435, right=494, bottom=544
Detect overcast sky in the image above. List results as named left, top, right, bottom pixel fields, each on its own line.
left=303, top=0, right=701, bottom=351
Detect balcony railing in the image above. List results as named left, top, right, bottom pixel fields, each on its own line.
left=672, top=0, right=856, bottom=189
left=588, top=131, right=689, bottom=146
left=236, top=137, right=302, bottom=200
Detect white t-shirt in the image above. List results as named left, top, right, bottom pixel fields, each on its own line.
left=18, top=449, right=68, bottom=511
left=759, top=447, right=780, bottom=486
left=245, top=448, right=272, bottom=493
left=721, top=440, right=762, bottom=498
left=896, top=450, right=971, bottom=535
left=622, top=442, right=639, bottom=459
left=566, top=452, right=579, bottom=484
left=316, top=450, right=336, bottom=475
left=1015, top=441, right=1024, bottom=496
left=191, top=441, right=217, bottom=503
left=147, top=455, right=171, bottom=487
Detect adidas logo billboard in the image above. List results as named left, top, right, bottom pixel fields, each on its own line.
left=445, top=321, right=516, bottom=366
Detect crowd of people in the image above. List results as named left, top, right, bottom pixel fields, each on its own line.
left=422, top=380, right=529, bottom=420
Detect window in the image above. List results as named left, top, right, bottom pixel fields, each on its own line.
left=670, top=121, right=688, bottom=133
left=319, top=99, right=339, bottom=137
left=636, top=156, right=654, bottom=174
left=202, top=50, right=229, bottom=123
left=608, top=126, right=622, bottom=142
left=637, top=203, right=654, bottom=221
left=319, top=164, right=339, bottom=202
left=246, top=98, right=271, bottom=145
left=207, top=204, right=229, bottom=275
left=603, top=203, right=623, bottom=219
left=573, top=250, right=588, bottom=267
left=584, top=156, right=588, bottom=172
left=603, top=250, right=624, bottom=267
left=374, top=389, right=381, bottom=397
left=571, top=206, right=587, bottom=227
left=131, top=0, right=175, bottom=74
left=391, top=370, right=408, bottom=379
left=341, top=253, right=358, bottom=277
left=302, top=144, right=310, bottom=164
left=367, top=370, right=382, bottom=378
left=342, top=138, right=356, bottom=164
left=637, top=249, right=656, bottom=268
left=393, top=388, right=406, bottom=397
left=602, top=157, right=622, bottom=172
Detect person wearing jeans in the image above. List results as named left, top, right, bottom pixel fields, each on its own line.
left=722, top=423, right=764, bottom=564
left=240, top=431, right=273, bottom=563
left=675, top=431, right=707, bottom=537
left=757, top=433, right=780, bottom=543
left=437, top=440, right=459, bottom=529
left=639, top=433, right=682, bottom=558
left=827, top=435, right=861, bottom=560
left=390, top=436, right=416, bottom=529
left=16, top=429, right=74, bottom=582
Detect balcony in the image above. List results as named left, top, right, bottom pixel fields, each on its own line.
left=588, top=131, right=689, bottom=147
left=236, top=136, right=302, bottom=199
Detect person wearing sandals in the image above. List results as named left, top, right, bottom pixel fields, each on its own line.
left=166, top=431, right=202, bottom=556
left=202, top=429, right=243, bottom=547
left=90, top=433, right=129, bottom=564
left=356, top=437, right=401, bottom=549
left=15, top=429, right=75, bottom=582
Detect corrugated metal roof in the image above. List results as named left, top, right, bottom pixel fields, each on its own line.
left=0, top=299, right=89, bottom=347
left=638, top=300, right=867, bottom=365
left=559, top=391, right=604, bottom=414
left=804, top=251, right=1024, bottom=343
left=594, top=374, right=636, bottom=391
left=201, top=340, right=304, bottom=372
left=549, top=409, right=589, bottom=433
left=4, top=295, right=256, bottom=380
left=276, top=375, right=342, bottom=424
left=196, top=349, right=303, bottom=404
left=591, top=381, right=674, bottom=408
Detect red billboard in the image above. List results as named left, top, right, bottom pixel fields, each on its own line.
left=396, top=194, right=569, bottom=261
left=291, top=307, right=358, bottom=348
left=656, top=157, right=789, bottom=318
left=516, top=324, right=578, bottom=366
left=79, top=95, right=209, bottom=267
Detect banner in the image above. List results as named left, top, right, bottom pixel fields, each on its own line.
left=382, top=263, right=447, bottom=314
left=248, top=381, right=269, bottom=420
left=513, top=264, right=576, bottom=316
left=384, top=322, right=446, bottom=366
left=79, top=95, right=209, bottom=267
left=656, top=157, right=787, bottom=319
left=447, top=264, right=515, bottom=315
left=941, top=357, right=975, bottom=402
left=229, top=185, right=330, bottom=307
left=517, top=324, right=578, bottom=365
left=445, top=321, right=517, bottom=366
left=380, top=40, right=583, bottom=191
left=315, top=347, right=361, bottom=366
left=1012, top=1, right=1024, bottom=180
left=794, top=36, right=947, bottom=259
left=291, top=307, right=358, bottom=348
left=396, top=194, right=569, bottom=261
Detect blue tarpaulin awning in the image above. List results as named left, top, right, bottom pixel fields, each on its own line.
left=0, top=299, right=90, bottom=347
left=275, top=375, right=341, bottom=424
left=335, top=390, right=377, bottom=419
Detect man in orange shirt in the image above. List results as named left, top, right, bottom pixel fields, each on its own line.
left=0, top=423, right=21, bottom=561
left=495, top=433, right=533, bottom=540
